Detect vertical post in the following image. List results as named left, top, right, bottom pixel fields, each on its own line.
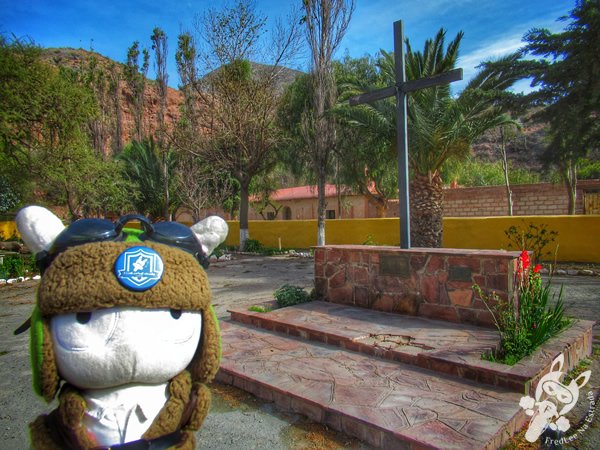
left=394, top=21, right=411, bottom=248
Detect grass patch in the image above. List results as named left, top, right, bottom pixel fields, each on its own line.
left=563, top=357, right=592, bottom=385
left=248, top=305, right=273, bottom=313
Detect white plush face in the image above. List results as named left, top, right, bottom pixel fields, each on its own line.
left=51, top=307, right=202, bottom=390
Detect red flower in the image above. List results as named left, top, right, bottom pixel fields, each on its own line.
left=520, top=250, right=531, bottom=271
left=533, top=264, right=542, bottom=274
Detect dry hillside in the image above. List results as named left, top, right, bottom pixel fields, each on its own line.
left=43, top=47, right=551, bottom=171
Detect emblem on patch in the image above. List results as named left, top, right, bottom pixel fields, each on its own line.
left=115, top=246, right=164, bottom=291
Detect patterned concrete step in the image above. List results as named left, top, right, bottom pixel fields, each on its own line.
left=229, top=301, right=594, bottom=394
left=217, top=320, right=526, bottom=449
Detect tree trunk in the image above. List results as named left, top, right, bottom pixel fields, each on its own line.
left=317, top=171, right=326, bottom=246
left=113, top=76, right=123, bottom=153
left=500, top=127, right=513, bottom=216
left=162, top=153, right=170, bottom=221
left=375, top=201, right=388, bottom=218
left=410, top=172, right=443, bottom=248
left=564, top=162, right=577, bottom=215
left=239, top=181, right=250, bottom=250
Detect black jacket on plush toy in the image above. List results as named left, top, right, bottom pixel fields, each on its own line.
left=16, top=206, right=228, bottom=449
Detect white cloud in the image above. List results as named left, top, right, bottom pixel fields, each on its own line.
left=458, top=34, right=523, bottom=75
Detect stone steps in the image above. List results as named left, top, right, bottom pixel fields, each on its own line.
left=217, top=301, right=594, bottom=449
left=217, top=319, right=525, bottom=449
left=228, top=301, right=531, bottom=393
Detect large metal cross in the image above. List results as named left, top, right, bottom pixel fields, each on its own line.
left=349, top=20, right=462, bottom=249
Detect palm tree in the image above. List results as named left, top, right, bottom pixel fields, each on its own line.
left=337, top=29, right=519, bottom=247
left=116, top=139, right=178, bottom=220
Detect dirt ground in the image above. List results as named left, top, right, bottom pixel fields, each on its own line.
left=0, top=255, right=598, bottom=449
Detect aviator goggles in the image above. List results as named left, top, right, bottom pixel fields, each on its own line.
left=36, top=214, right=209, bottom=274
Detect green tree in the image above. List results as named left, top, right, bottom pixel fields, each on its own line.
left=189, top=0, right=302, bottom=249
left=519, top=0, right=600, bottom=214
left=117, top=139, right=178, bottom=220
left=150, top=27, right=173, bottom=220
left=123, top=41, right=149, bottom=142
left=75, top=53, right=121, bottom=156
left=333, top=54, right=397, bottom=217
left=301, top=0, right=355, bottom=246
left=0, top=176, right=19, bottom=213
left=175, top=32, right=200, bottom=132
left=0, top=37, right=130, bottom=219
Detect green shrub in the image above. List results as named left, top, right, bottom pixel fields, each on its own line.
left=243, top=239, right=262, bottom=253
left=504, top=221, right=558, bottom=263
left=212, top=243, right=236, bottom=259
left=0, top=254, right=37, bottom=279
left=274, top=284, right=311, bottom=308
left=442, top=157, right=541, bottom=186
left=578, top=159, right=600, bottom=179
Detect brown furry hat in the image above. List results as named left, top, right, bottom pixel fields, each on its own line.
left=35, top=240, right=221, bottom=402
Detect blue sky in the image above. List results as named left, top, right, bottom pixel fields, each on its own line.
left=2, top=0, right=574, bottom=93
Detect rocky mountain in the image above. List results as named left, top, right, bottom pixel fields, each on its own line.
left=42, top=48, right=304, bottom=156
left=43, top=47, right=183, bottom=155
left=43, top=47, right=556, bottom=173
left=471, top=120, right=548, bottom=171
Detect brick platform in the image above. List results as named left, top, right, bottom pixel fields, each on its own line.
left=314, top=246, right=521, bottom=328
left=218, top=301, right=593, bottom=448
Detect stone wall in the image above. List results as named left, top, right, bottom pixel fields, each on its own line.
left=383, top=179, right=600, bottom=217
left=443, top=180, right=600, bottom=216
left=314, top=245, right=521, bottom=328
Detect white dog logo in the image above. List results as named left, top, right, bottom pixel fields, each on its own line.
left=520, top=354, right=591, bottom=442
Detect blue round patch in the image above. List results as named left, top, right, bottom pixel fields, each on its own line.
left=115, top=246, right=164, bottom=291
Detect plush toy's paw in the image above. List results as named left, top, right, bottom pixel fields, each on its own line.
left=186, top=383, right=211, bottom=431
left=170, top=430, right=196, bottom=450
left=30, top=415, right=63, bottom=450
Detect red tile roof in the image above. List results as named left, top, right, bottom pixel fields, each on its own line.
left=269, top=184, right=353, bottom=201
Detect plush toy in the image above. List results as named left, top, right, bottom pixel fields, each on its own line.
left=15, top=206, right=228, bottom=449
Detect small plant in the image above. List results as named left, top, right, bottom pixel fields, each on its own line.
left=211, top=243, right=226, bottom=259
left=243, top=239, right=262, bottom=253
left=363, top=234, right=378, bottom=246
left=474, top=250, right=569, bottom=365
left=504, top=221, right=558, bottom=263
left=248, top=305, right=273, bottom=313
left=273, top=284, right=311, bottom=308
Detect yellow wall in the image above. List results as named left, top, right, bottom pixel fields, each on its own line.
left=225, top=215, right=600, bottom=263
left=443, top=216, right=600, bottom=263
left=4, top=215, right=598, bottom=262
left=0, top=221, right=18, bottom=240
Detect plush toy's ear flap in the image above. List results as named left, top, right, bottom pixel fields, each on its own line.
left=16, top=206, right=65, bottom=254
left=191, top=216, right=228, bottom=257
left=190, top=306, right=221, bottom=383
left=30, top=309, right=60, bottom=402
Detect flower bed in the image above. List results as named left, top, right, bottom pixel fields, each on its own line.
left=476, top=250, right=570, bottom=365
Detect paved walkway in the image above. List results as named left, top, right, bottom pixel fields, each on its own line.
left=1, top=255, right=598, bottom=449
